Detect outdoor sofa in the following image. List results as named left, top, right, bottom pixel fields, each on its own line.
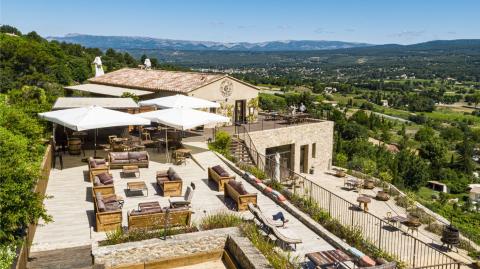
left=224, top=179, right=257, bottom=211
left=208, top=165, right=235, bottom=191
left=93, top=191, right=123, bottom=232
left=156, top=167, right=183, bottom=196
left=87, top=157, right=110, bottom=182
left=127, top=207, right=192, bottom=231
left=107, top=151, right=149, bottom=169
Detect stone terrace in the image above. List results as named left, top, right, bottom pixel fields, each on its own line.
left=32, top=143, right=337, bottom=263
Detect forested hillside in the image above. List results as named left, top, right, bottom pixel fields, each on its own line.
left=0, top=25, right=154, bottom=264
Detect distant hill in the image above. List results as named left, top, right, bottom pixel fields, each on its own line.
left=46, top=34, right=372, bottom=51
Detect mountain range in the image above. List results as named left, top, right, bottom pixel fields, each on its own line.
left=46, top=34, right=372, bottom=51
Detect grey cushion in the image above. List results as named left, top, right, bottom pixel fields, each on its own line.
left=94, top=177, right=102, bottom=186
left=111, top=152, right=129, bottom=160
left=228, top=180, right=248, bottom=195
left=170, top=172, right=182, bottom=181
left=88, top=157, right=96, bottom=168
left=97, top=173, right=113, bottom=185
left=129, top=151, right=147, bottom=161
left=113, top=159, right=129, bottom=164
left=96, top=192, right=105, bottom=212
left=104, top=201, right=120, bottom=211
left=212, top=165, right=229, bottom=177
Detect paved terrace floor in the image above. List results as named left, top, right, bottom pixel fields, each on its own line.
left=301, top=166, right=472, bottom=265
left=32, top=143, right=336, bottom=264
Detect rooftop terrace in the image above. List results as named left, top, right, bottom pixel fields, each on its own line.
left=31, top=142, right=336, bottom=264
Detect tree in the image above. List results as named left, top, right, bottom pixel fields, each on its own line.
left=419, top=138, right=446, bottom=176
left=456, top=136, right=474, bottom=174
left=415, top=126, right=435, bottom=142
left=341, top=122, right=368, bottom=140
left=0, top=25, right=21, bottom=35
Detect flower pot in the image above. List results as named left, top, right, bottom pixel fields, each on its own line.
left=363, top=180, right=375, bottom=189
left=376, top=191, right=390, bottom=201
left=335, top=170, right=346, bottom=178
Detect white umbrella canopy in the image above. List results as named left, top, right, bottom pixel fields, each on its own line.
left=39, top=106, right=150, bottom=156
left=139, top=94, right=220, bottom=109
left=137, top=108, right=229, bottom=130
left=38, top=106, right=150, bottom=131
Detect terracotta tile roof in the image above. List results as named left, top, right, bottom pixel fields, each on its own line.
left=88, top=68, right=226, bottom=93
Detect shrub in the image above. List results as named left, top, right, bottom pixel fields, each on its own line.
left=208, top=130, right=232, bottom=156
left=102, top=226, right=196, bottom=246
left=259, top=93, right=287, bottom=111
left=199, top=211, right=243, bottom=230
left=240, top=223, right=301, bottom=269
left=237, top=162, right=267, bottom=180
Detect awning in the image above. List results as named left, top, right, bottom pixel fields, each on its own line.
left=53, top=97, right=139, bottom=110
left=64, top=84, right=153, bottom=97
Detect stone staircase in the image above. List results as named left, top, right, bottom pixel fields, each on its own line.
left=230, top=137, right=254, bottom=165
left=28, top=245, right=92, bottom=269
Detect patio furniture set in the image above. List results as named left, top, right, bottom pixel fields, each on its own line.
left=88, top=154, right=195, bottom=232
left=260, top=111, right=312, bottom=125
left=88, top=154, right=257, bottom=232
left=306, top=248, right=397, bottom=269
left=208, top=165, right=258, bottom=211
left=384, top=212, right=422, bottom=235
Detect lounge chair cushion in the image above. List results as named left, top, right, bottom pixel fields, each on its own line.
left=88, top=157, right=97, bottom=168
left=212, top=165, right=229, bottom=177
left=129, top=207, right=163, bottom=216
left=104, top=201, right=121, bottom=212
left=129, top=152, right=148, bottom=161
left=228, top=180, right=248, bottom=195
left=167, top=167, right=175, bottom=178
left=97, top=172, right=113, bottom=185
left=170, top=172, right=182, bottom=181
left=166, top=206, right=189, bottom=212
left=111, top=152, right=129, bottom=160
left=96, top=193, right=106, bottom=212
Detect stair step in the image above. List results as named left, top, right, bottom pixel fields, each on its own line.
left=28, top=245, right=92, bottom=269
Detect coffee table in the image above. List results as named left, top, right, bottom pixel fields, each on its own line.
left=123, top=165, right=140, bottom=178
left=138, top=201, right=161, bottom=211
left=357, top=196, right=371, bottom=212
left=127, top=181, right=148, bottom=197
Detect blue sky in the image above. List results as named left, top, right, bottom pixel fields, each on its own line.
left=1, top=0, right=479, bottom=44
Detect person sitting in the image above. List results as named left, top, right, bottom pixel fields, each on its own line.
left=272, top=212, right=289, bottom=227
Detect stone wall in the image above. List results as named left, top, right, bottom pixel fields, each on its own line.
left=247, top=121, right=334, bottom=173
left=92, top=227, right=271, bottom=269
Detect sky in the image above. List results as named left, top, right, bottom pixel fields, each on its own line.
left=1, top=0, right=479, bottom=45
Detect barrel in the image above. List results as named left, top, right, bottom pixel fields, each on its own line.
left=68, top=138, right=82, bottom=155
left=441, top=225, right=460, bottom=246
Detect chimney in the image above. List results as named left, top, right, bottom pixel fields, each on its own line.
left=92, top=56, right=104, bottom=77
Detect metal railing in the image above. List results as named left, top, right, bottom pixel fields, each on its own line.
left=234, top=124, right=461, bottom=269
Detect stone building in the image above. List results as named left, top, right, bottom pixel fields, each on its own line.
left=85, top=68, right=259, bottom=124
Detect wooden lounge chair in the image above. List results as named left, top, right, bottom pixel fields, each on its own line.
left=92, top=172, right=115, bottom=196
left=93, top=191, right=123, bottom=232
left=156, top=168, right=183, bottom=197
left=208, top=165, right=235, bottom=191
left=248, top=203, right=283, bottom=228
left=248, top=203, right=301, bottom=250
left=224, top=180, right=257, bottom=211
left=87, top=157, right=110, bottom=182
left=169, top=185, right=194, bottom=208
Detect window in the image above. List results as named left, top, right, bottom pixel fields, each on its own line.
left=312, top=143, right=316, bottom=158
left=210, top=107, right=217, bottom=113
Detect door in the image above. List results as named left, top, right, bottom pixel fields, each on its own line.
left=234, top=100, right=246, bottom=124
left=300, top=145, right=309, bottom=173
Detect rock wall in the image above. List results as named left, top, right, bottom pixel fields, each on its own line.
left=247, top=120, right=334, bottom=173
